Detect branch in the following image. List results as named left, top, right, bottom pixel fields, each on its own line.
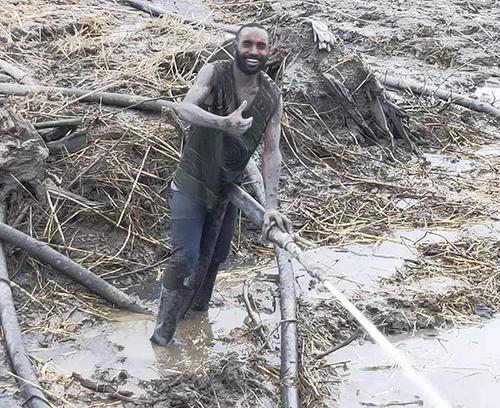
left=0, top=205, right=51, bottom=408
left=380, top=75, right=500, bottom=119
left=0, top=58, right=38, bottom=86
left=0, top=83, right=177, bottom=113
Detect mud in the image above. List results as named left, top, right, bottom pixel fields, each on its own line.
left=1, top=0, right=500, bottom=406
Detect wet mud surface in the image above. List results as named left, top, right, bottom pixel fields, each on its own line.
left=1, top=0, right=500, bottom=407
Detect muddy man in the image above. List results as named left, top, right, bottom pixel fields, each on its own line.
left=150, top=23, right=292, bottom=345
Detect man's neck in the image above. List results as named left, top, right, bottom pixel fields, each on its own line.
left=233, top=63, right=260, bottom=87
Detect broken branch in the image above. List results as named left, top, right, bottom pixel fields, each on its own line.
left=380, top=75, right=500, bottom=119
left=0, top=83, right=177, bottom=113
left=0, top=58, right=38, bottom=86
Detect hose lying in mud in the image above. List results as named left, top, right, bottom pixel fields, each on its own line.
left=227, top=183, right=452, bottom=408
left=381, top=75, right=500, bottom=119
left=0, top=205, right=51, bottom=408
left=244, top=162, right=300, bottom=408
left=0, top=220, right=148, bottom=314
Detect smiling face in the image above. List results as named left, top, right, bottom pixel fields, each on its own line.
left=235, top=27, right=269, bottom=75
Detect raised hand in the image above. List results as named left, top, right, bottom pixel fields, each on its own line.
left=223, top=101, right=253, bottom=136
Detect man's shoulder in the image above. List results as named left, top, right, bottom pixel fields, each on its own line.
left=207, top=60, right=232, bottom=71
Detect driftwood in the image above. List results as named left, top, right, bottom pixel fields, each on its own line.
left=33, top=119, right=83, bottom=130
left=323, top=73, right=418, bottom=153
left=243, top=163, right=300, bottom=408
left=1, top=119, right=83, bottom=142
left=0, top=205, right=51, bottom=408
left=242, top=278, right=270, bottom=349
left=0, top=58, right=37, bottom=86
left=314, top=327, right=360, bottom=359
left=381, top=75, right=500, bottom=119
left=124, top=0, right=240, bottom=33
left=0, top=83, right=177, bottom=113
left=46, top=129, right=88, bottom=157
left=72, top=372, right=133, bottom=397
left=0, top=221, right=148, bottom=314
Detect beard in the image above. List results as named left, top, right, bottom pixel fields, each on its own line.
left=235, top=50, right=267, bottom=75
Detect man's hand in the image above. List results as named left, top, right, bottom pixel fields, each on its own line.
left=223, top=101, right=253, bottom=136
left=263, top=208, right=292, bottom=239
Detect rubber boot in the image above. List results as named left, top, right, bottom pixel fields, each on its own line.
left=191, top=261, right=220, bottom=311
left=150, top=285, right=194, bottom=346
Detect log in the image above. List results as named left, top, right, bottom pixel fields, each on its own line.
left=0, top=83, right=177, bottom=113
left=0, top=221, right=149, bottom=314
left=0, top=59, right=37, bottom=86
left=380, top=75, right=500, bottom=119
left=0, top=205, right=51, bottom=408
left=124, top=0, right=240, bottom=33
left=33, top=119, right=83, bottom=130
left=275, top=246, right=300, bottom=408
left=242, top=164, right=300, bottom=408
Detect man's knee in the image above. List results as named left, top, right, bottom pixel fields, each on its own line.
left=162, top=246, right=198, bottom=288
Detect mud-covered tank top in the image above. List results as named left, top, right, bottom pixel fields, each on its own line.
left=173, top=60, right=280, bottom=210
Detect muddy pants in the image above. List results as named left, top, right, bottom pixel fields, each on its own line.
left=162, top=189, right=238, bottom=291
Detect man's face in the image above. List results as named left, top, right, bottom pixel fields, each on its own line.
left=235, top=27, right=269, bottom=75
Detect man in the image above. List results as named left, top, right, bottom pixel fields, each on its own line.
left=151, top=23, right=292, bottom=346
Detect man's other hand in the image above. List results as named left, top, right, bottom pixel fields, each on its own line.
left=223, top=101, right=253, bottom=136
left=263, top=209, right=292, bottom=239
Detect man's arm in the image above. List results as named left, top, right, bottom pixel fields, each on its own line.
left=177, top=64, right=252, bottom=136
left=262, top=98, right=292, bottom=235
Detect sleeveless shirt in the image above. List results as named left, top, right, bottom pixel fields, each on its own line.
left=173, top=60, right=280, bottom=210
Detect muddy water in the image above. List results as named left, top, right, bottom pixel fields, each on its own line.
left=27, top=199, right=500, bottom=402
left=151, top=0, right=215, bottom=22
left=334, top=320, right=500, bottom=408
left=30, top=274, right=281, bottom=391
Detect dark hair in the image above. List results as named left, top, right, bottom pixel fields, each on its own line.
left=235, top=23, right=268, bottom=41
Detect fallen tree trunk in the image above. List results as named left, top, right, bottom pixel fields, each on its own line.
left=0, top=205, right=51, bottom=408
left=0, top=59, right=38, bottom=86
left=242, top=163, right=300, bottom=408
left=0, top=83, right=177, bottom=113
left=380, top=75, right=500, bottom=119
left=0, top=221, right=149, bottom=314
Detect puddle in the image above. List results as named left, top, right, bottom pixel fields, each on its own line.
left=473, top=86, right=500, bottom=108
left=290, top=228, right=467, bottom=298
left=333, top=319, right=500, bottom=408
left=475, top=144, right=500, bottom=157
left=32, top=277, right=281, bottom=385
left=423, top=153, right=475, bottom=174
left=152, top=0, right=215, bottom=22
